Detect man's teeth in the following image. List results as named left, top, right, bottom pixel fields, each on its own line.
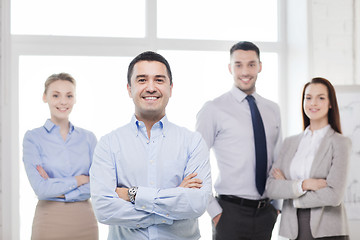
left=144, top=97, right=157, bottom=100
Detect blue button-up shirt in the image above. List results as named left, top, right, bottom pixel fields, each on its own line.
left=90, top=115, right=212, bottom=240
left=22, top=119, right=97, bottom=202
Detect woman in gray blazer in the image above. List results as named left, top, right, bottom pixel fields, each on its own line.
left=266, top=77, right=351, bottom=240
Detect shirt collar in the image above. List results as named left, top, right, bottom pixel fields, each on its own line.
left=230, top=85, right=259, bottom=103
left=131, top=114, right=168, bottom=137
left=43, top=119, right=75, bottom=134
left=304, top=124, right=331, bottom=137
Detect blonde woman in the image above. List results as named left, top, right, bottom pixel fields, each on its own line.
left=23, top=73, right=98, bottom=240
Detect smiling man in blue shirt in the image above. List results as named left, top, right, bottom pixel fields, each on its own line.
left=90, top=51, right=212, bottom=240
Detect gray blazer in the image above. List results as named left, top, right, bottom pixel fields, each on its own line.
left=266, top=128, right=351, bottom=239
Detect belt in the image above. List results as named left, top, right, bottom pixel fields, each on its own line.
left=218, top=195, right=270, bottom=209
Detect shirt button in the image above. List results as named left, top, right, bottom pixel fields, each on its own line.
left=142, top=206, right=146, bottom=209
left=136, top=224, right=140, bottom=228
left=162, top=220, right=166, bottom=223
left=150, top=181, right=154, bottom=185
left=166, top=214, right=169, bottom=217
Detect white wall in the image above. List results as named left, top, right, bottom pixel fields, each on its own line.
left=309, top=0, right=358, bottom=85
left=1, top=0, right=20, bottom=239
left=0, top=0, right=3, bottom=236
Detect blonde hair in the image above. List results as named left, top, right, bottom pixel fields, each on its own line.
left=44, top=73, right=76, bottom=94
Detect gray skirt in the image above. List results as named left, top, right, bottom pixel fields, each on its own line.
left=31, top=200, right=98, bottom=240
left=295, top=209, right=349, bottom=240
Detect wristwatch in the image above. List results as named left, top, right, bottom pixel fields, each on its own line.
left=128, top=187, right=138, bottom=204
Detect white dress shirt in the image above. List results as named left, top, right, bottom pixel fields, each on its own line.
left=196, top=86, right=282, bottom=218
left=290, top=124, right=331, bottom=180
left=290, top=124, right=331, bottom=204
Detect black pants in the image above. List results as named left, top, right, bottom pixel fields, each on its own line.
left=294, top=209, right=349, bottom=240
left=213, top=197, right=278, bottom=240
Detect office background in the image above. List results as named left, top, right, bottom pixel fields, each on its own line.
left=1, top=0, right=360, bottom=239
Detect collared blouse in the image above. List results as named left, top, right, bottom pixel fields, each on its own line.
left=23, top=119, right=97, bottom=202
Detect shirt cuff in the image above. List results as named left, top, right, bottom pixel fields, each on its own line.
left=297, top=180, right=307, bottom=195
left=207, top=196, right=223, bottom=219
left=293, top=198, right=300, bottom=208
left=134, top=186, right=157, bottom=213
left=62, top=177, right=78, bottom=200
left=64, top=189, right=78, bottom=201
left=64, top=183, right=90, bottom=201
left=292, top=179, right=306, bottom=197
left=293, top=180, right=307, bottom=208
left=67, top=177, right=78, bottom=191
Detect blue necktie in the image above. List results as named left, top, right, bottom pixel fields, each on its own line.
left=246, top=95, right=267, bottom=196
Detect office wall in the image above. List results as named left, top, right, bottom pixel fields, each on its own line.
left=0, top=0, right=3, bottom=236
left=1, top=0, right=360, bottom=239
left=309, top=0, right=360, bottom=85
left=1, top=0, right=14, bottom=239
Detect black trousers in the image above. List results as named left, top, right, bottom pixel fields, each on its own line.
left=294, top=209, right=349, bottom=240
left=213, top=197, right=278, bottom=240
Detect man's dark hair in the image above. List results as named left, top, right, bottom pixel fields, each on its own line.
left=127, top=51, right=173, bottom=86
left=230, top=41, right=260, bottom=60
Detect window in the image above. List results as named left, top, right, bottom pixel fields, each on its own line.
left=157, top=0, right=278, bottom=41
left=11, top=1, right=283, bottom=239
left=11, top=0, right=145, bottom=37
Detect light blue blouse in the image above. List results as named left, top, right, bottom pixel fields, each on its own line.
left=23, top=119, right=97, bottom=202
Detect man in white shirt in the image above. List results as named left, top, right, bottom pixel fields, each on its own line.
left=196, top=41, right=282, bottom=240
